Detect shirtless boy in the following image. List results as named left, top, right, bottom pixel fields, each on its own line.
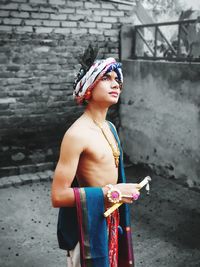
left=51, top=55, right=140, bottom=267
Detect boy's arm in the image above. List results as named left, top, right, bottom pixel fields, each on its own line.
left=51, top=131, right=84, bottom=208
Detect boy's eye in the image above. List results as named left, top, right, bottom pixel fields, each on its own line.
left=101, top=75, right=109, bottom=81
left=119, top=82, right=123, bottom=90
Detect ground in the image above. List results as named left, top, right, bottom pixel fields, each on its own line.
left=0, top=166, right=200, bottom=267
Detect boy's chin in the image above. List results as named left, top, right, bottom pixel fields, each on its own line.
left=110, top=96, right=119, bottom=103
left=107, top=98, right=119, bottom=106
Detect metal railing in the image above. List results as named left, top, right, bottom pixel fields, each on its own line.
left=133, top=19, right=200, bottom=62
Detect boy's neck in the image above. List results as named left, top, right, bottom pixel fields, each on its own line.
left=84, top=104, right=108, bottom=125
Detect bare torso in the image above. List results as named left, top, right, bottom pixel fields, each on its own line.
left=69, top=114, right=119, bottom=187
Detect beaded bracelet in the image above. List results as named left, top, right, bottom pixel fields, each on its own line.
left=106, top=184, right=122, bottom=203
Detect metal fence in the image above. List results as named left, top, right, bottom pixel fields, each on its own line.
left=133, top=19, right=200, bottom=62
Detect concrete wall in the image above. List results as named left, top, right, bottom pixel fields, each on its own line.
left=119, top=60, right=200, bottom=190
left=0, top=0, right=136, bottom=177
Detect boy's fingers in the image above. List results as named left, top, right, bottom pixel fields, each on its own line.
left=135, top=184, right=142, bottom=190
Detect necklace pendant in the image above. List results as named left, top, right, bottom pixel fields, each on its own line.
left=93, top=118, right=120, bottom=168
left=114, top=156, right=119, bottom=168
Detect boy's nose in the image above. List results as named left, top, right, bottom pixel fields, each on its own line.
left=111, top=79, right=119, bottom=89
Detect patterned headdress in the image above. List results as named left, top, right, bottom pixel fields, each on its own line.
left=73, top=45, right=123, bottom=104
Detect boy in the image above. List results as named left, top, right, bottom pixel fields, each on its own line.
left=52, top=53, right=140, bottom=267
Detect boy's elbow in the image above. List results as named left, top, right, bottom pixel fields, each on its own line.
left=51, top=193, right=60, bottom=208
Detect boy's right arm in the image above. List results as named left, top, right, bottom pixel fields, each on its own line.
left=51, top=131, right=84, bottom=207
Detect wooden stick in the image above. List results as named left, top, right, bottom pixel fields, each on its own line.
left=104, top=176, right=151, bottom=217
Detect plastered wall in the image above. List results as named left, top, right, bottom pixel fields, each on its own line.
left=119, top=59, right=200, bottom=190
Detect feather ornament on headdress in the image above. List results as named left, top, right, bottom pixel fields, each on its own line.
left=73, top=44, right=99, bottom=89
left=79, top=44, right=99, bottom=72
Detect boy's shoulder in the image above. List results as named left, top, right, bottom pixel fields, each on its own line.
left=63, top=116, right=90, bottom=142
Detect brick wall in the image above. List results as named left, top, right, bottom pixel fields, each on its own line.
left=0, top=0, right=135, bottom=177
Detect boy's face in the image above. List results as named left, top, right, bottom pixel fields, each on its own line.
left=90, top=71, right=122, bottom=106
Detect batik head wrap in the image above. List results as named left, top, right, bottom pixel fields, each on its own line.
left=73, top=57, right=123, bottom=104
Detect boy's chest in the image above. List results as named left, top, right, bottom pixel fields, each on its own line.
left=84, top=130, right=119, bottom=162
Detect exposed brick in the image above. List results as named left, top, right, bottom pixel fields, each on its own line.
left=94, top=10, right=109, bottom=16
left=104, top=29, right=119, bottom=36
left=70, top=28, right=87, bottom=35
left=16, top=71, right=31, bottom=78
left=118, top=4, right=134, bottom=11
left=0, top=166, right=19, bottom=178
left=109, top=36, right=118, bottom=42
left=84, top=2, right=101, bottom=9
left=79, top=21, right=96, bottom=28
left=29, top=0, right=48, bottom=4
left=0, top=0, right=130, bottom=178
left=25, top=19, right=42, bottom=26
left=1, top=3, right=18, bottom=10
left=6, top=78, right=28, bottom=89
left=3, top=18, right=22, bottom=25
left=7, top=65, right=20, bottom=72
left=37, top=171, right=49, bottom=181
left=112, top=23, right=121, bottom=29
left=102, top=17, right=118, bottom=23
left=106, top=53, right=118, bottom=59
left=0, top=10, right=9, bottom=17
left=19, top=173, right=34, bottom=182
left=118, top=16, right=134, bottom=24
left=89, top=28, right=103, bottom=35
left=49, top=0, right=65, bottom=5
left=39, top=6, right=57, bottom=13
left=0, top=102, right=9, bottom=109
left=36, top=162, right=54, bottom=172
left=109, top=11, right=124, bottom=17
left=66, top=1, right=84, bottom=8
left=9, top=175, right=22, bottom=186
left=61, top=21, right=77, bottom=27
left=31, top=12, right=49, bottom=19
left=11, top=0, right=27, bottom=2
left=67, top=14, right=85, bottom=21
left=20, top=4, right=39, bottom=12
left=97, top=23, right=112, bottom=29
left=0, top=53, right=8, bottom=64
left=59, top=8, right=76, bottom=14
left=0, top=25, right=13, bottom=32
left=87, top=15, right=101, bottom=22
left=54, top=28, right=71, bottom=34
left=16, top=26, right=33, bottom=32
left=0, top=98, right=16, bottom=104
left=45, top=169, right=53, bottom=179
left=30, top=174, right=40, bottom=183
left=10, top=11, right=30, bottom=18
left=43, top=20, right=60, bottom=27
left=76, top=9, right=93, bottom=16
left=38, top=63, right=55, bottom=70
left=101, top=2, right=115, bottom=9
left=50, top=13, right=67, bottom=20
left=0, top=71, right=15, bottom=78
left=33, top=46, right=50, bottom=53
left=0, top=178, right=12, bottom=188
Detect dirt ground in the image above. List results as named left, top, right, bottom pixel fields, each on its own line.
left=0, top=166, right=200, bottom=267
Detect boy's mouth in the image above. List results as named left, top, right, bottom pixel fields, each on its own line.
left=109, top=92, right=119, bottom=97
